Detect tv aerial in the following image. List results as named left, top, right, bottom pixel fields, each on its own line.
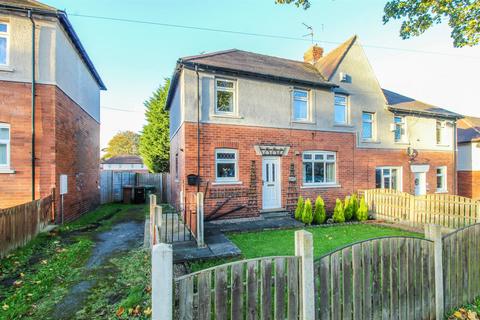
left=302, top=23, right=324, bottom=44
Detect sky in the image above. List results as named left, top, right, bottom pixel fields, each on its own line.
left=43, top=0, right=480, bottom=150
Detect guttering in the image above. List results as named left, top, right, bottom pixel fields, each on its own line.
left=28, top=10, right=36, bottom=201
left=387, top=106, right=463, bottom=120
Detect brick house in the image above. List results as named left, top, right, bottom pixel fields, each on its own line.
left=166, top=36, right=462, bottom=220
left=457, top=116, right=480, bottom=199
left=0, top=0, right=106, bottom=221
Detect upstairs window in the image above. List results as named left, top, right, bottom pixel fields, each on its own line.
left=0, top=123, right=10, bottom=168
left=362, top=112, right=375, bottom=140
left=334, top=94, right=348, bottom=124
left=215, top=149, right=238, bottom=182
left=375, top=167, right=401, bottom=191
left=302, top=151, right=336, bottom=185
left=394, top=116, right=406, bottom=142
left=215, top=79, right=235, bottom=114
left=436, top=121, right=446, bottom=145
left=292, top=89, right=309, bottom=121
left=0, top=22, right=8, bottom=65
left=436, top=166, right=447, bottom=192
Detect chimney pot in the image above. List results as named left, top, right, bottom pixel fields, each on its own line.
left=304, top=45, right=323, bottom=64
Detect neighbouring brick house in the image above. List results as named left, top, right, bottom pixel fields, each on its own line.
left=167, top=35, right=462, bottom=220
left=457, top=116, right=480, bottom=200
left=0, top=0, right=106, bottom=221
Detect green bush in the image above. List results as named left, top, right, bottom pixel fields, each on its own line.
left=313, top=196, right=326, bottom=224
left=302, top=199, right=313, bottom=225
left=333, top=199, right=345, bottom=223
left=356, top=197, right=369, bottom=221
left=350, top=194, right=359, bottom=220
left=344, top=196, right=354, bottom=221
left=295, top=196, right=304, bottom=221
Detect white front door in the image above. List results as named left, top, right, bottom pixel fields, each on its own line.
left=262, top=157, right=281, bottom=210
left=414, top=172, right=427, bottom=195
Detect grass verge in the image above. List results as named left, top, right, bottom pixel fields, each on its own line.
left=189, top=223, right=421, bottom=272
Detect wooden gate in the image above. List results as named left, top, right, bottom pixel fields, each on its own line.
left=174, top=256, right=300, bottom=319
left=314, top=236, right=436, bottom=320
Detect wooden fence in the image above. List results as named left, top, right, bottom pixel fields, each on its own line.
left=443, top=223, right=480, bottom=312
left=0, top=195, right=54, bottom=257
left=314, top=237, right=435, bottom=320
left=100, top=171, right=169, bottom=204
left=174, top=256, right=300, bottom=319
left=362, top=189, right=480, bottom=229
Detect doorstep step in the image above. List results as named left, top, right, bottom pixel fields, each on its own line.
left=261, top=211, right=290, bottom=219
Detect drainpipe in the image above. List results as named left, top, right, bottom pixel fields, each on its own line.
left=453, top=120, right=458, bottom=195
left=195, top=65, right=200, bottom=192
left=28, top=10, right=36, bottom=201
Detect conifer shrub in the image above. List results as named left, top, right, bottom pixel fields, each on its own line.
left=350, top=194, right=359, bottom=220
left=302, top=199, right=313, bottom=225
left=295, top=196, right=304, bottom=221
left=356, top=197, right=369, bottom=221
left=344, top=196, right=354, bottom=221
left=313, top=196, right=326, bottom=224
left=333, top=198, right=345, bottom=223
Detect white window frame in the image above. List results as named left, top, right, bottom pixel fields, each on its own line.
left=436, top=120, right=446, bottom=145
left=292, top=88, right=310, bottom=122
left=375, top=166, right=403, bottom=191
left=302, top=151, right=337, bottom=186
left=334, top=94, right=349, bottom=125
left=362, top=112, right=375, bottom=140
left=394, top=116, right=407, bottom=142
left=214, top=78, right=236, bottom=115
left=215, top=148, right=238, bottom=183
left=0, top=123, right=11, bottom=169
left=436, top=166, right=447, bottom=192
left=0, top=22, right=9, bottom=66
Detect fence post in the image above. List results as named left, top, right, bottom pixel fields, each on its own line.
left=154, top=205, right=163, bottom=245
left=196, top=192, right=205, bottom=247
left=152, top=243, right=173, bottom=320
left=425, top=224, right=444, bottom=319
left=149, top=195, right=157, bottom=248
left=295, top=230, right=314, bottom=320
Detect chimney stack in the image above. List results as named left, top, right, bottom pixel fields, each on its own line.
left=303, top=45, right=323, bottom=64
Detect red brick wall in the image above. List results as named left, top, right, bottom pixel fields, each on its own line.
left=458, top=171, right=480, bottom=200
left=55, top=87, right=100, bottom=221
left=0, top=81, right=56, bottom=208
left=171, top=122, right=456, bottom=220
left=0, top=81, right=100, bottom=221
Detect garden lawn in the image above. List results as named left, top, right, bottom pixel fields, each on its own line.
left=189, top=223, right=421, bottom=272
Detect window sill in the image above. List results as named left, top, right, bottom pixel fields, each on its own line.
left=212, top=181, right=243, bottom=186
left=394, top=141, right=410, bottom=145
left=436, top=189, right=448, bottom=194
left=436, top=144, right=450, bottom=147
left=292, top=120, right=315, bottom=124
left=361, top=139, right=381, bottom=144
left=333, top=123, right=354, bottom=128
left=211, top=114, right=243, bottom=119
left=0, top=168, right=15, bottom=174
left=0, top=65, right=14, bottom=72
left=301, top=184, right=341, bottom=189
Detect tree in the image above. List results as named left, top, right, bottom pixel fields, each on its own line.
left=103, top=131, right=140, bottom=160
left=313, top=196, right=326, bottom=224
left=302, top=198, right=313, bottom=225
left=383, top=0, right=480, bottom=47
left=274, top=0, right=310, bottom=9
left=275, top=0, right=480, bottom=47
left=139, top=79, right=170, bottom=173
left=295, top=196, right=305, bottom=221
left=333, top=199, right=345, bottom=223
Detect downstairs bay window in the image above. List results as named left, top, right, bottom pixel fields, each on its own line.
left=375, top=167, right=402, bottom=191
left=302, top=151, right=336, bottom=185
left=215, top=149, right=238, bottom=183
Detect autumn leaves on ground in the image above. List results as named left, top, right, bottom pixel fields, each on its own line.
left=0, top=204, right=152, bottom=320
